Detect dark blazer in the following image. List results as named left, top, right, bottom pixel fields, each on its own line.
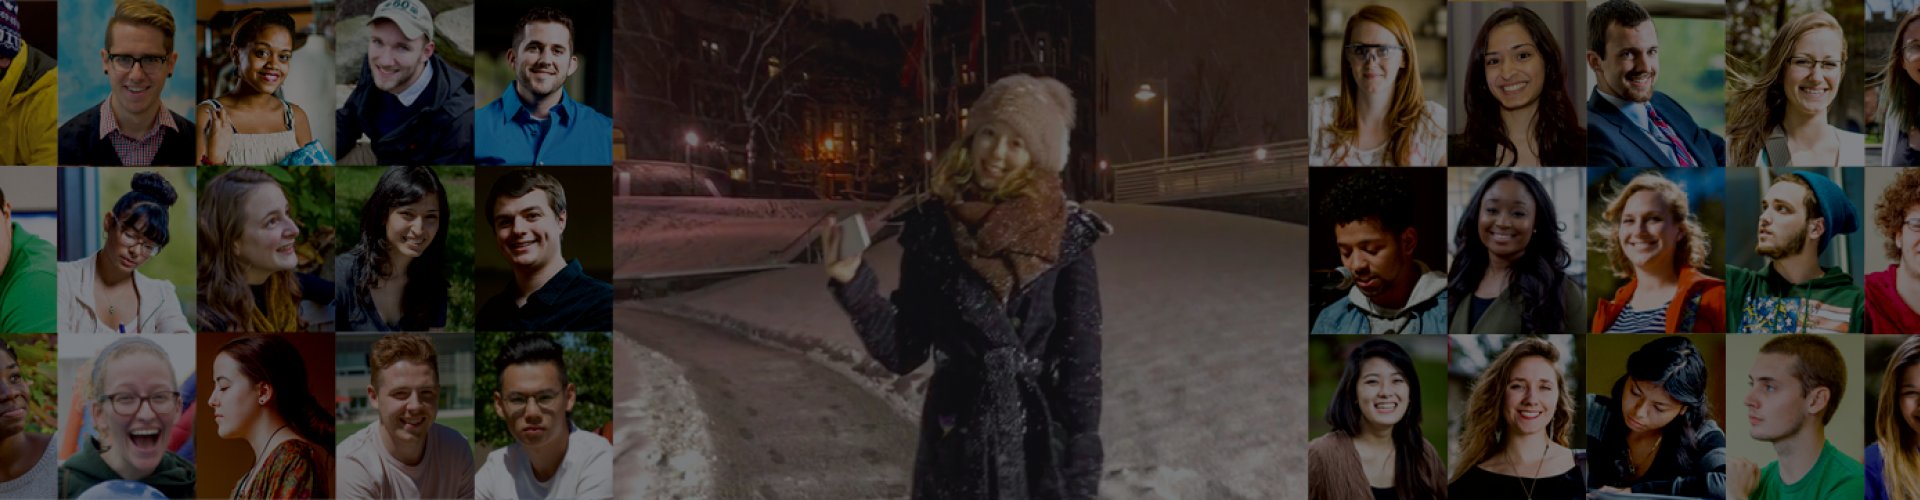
left=56, top=101, right=195, bottom=166
left=1587, top=88, right=1725, bottom=167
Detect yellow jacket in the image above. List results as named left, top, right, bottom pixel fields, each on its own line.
left=0, top=44, right=55, bottom=166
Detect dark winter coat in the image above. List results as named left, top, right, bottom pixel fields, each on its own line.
left=831, top=198, right=1108, bottom=499
left=336, top=53, right=474, bottom=165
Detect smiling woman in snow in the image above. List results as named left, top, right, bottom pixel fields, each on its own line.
left=822, top=73, right=1108, bottom=499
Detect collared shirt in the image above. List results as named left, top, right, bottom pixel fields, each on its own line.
left=476, top=259, right=613, bottom=331
left=1595, top=88, right=1683, bottom=165
left=96, top=101, right=179, bottom=166
left=394, top=61, right=434, bottom=107
left=475, top=81, right=612, bottom=166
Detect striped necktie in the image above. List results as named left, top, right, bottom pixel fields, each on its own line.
left=1647, top=107, right=1697, bottom=167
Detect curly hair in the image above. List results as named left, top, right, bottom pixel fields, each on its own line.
left=1592, top=171, right=1711, bottom=278
left=1461, top=7, right=1588, bottom=166
left=1727, top=12, right=1846, bottom=166
left=1451, top=337, right=1575, bottom=482
left=1876, top=168, right=1920, bottom=260
left=1322, top=169, right=1414, bottom=232
left=1448, top=170, right=1574, bottom=333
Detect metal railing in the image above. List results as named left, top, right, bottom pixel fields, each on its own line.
left=1110, top=139, right=1309, bottom=204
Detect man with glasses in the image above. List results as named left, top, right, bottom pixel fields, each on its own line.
left=477, top=334, right=610, bottom=500
left=337, top=0, right=474, bottom=165
left=59, top=336, right=194, bottom=498
left=0, top=185, right=52, bottom=333
left=339, top=333, right=476, bottom=498
left=56, top=0, right=193, bottom=166
left=1585, top=0, right=1726, bottom=167
left=474, top=7, right=612, bottom=166
left=1864, top=169, right=1920, bottom=332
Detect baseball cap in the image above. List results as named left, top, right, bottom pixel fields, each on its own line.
left=369, top=0, right=433, bottom=41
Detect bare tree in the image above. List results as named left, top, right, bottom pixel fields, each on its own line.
left=1175, top=57, right=1242, bottom=155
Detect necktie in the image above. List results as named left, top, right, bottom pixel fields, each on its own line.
left=1647, top=107, right=1697, bottom=167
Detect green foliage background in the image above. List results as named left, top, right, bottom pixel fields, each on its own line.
left=333, top=166, right=476, bottom=331
left=474, top=332, right=612, bottom=449
left=92, top=169, right=199, bottom=327
left=197, top=166, right=337, bottom=278
left=2, top=334, right=55, bottom=434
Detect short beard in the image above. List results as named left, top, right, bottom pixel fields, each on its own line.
left=1757, top=226, right=1809, bottom=260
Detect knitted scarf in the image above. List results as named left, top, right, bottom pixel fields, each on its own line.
left=248, top=273, right=302, bottom=332
left=946, top=175, right=1066, bottom=301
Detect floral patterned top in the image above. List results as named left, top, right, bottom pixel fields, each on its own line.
left=233, top=439, right=331, bottom=499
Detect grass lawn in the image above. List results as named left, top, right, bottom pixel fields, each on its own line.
left=335, top=415, right=477, bottom=446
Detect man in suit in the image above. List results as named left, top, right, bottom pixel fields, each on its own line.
left=1585, top=0, right=1726, bottom=167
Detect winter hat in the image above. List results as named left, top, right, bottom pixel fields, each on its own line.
left=0, top=0, right=19, bottom=61
left=1787, top=171, right=1858, bottom=253
left=964, top=74, right=1076, bottom=174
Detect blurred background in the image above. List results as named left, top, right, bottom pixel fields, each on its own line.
left=334, top=166, right=475, bottom=332
left=1725, top=334, right=1866, bottom=466
left=474, top=331, right=611, bottom=463
left=473, top=166, right=610, bottom=309
left=1447, top=334, right=1586, bottom=475
left=1447, top=167, right=1589, bottom=285
left=192, top=332, right=335, bottom=499
left=57, top=333, right=196, bottom=462
left=1726, top=0, right=1866, bottom=136
left=1584, top=167, right=1727, bottom=318
left=194, top=0, right=338, bottom=160
left=333, top=332, right=476, bottom=455
left=1585, top=334, right=1728, bottom=433
left=199, top=165, right=337, bottom=285
left=1307, top=168, right=1450, bottom=327
left=1583, top=1, right=1728, bottom=137
left=1447, top=2, right=1589, bottom=133
left=473, top=0, right=611, bottom=120
left=58, top=0, right=198, bottom=129
left=1308, top=335, right=1449, bottom=466
left=1308, top=0, right=1448, bottom=108
left=1, top=334, right=55, bottom=437
left=1725, top=166, right=1868, bottom=286
left=331, top=0, right=475, bottom=164
left=57, top=167, right=198, bottom=328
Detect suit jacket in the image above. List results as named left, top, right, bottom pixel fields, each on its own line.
left=1587, top=88, right=1725, bottom=167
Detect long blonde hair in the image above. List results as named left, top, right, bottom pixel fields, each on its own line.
left=1876, top=336, right=1920, bottom=499
left=1322, top=6, right=1429, bottom=166
left=1727, top=12, right=1846, bottom=166
left=1452, top=337, right=1575, bottom=482
left=1878, top=11, right=1920, bottom=137
left=929, top=137, right=1043, bottom=203
left=1591, top=171, right=1711, bottom=279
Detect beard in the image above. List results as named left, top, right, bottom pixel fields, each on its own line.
left=1757, top=224, right=1809, bottom=259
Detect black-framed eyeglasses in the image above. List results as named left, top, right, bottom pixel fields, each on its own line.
left=502, top=390, right=562, bottom=413
left=100, top=391, right=180, bottom=417
left=106, top=54, right=167, bottom=74
left=114, top=216, right=160, bottom=257
left=1344, top=44, right=1404, bottom=64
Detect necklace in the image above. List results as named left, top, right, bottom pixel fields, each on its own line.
left=1624, top=434, right=1663, bottom=479
left=1506, top=439, right=1551, bottom=500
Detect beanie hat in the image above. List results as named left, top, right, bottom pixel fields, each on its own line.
left=964, top=74, right=1076, bottom=174
left=1788, top=171, right=1858, bottom=253
left=0, top=1, right=19, bottom=61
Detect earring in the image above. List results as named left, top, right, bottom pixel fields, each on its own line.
left=258, top=398, right=266, bottom=406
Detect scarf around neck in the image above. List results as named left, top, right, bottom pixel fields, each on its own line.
left=946, top=175, right=1066, bottom=301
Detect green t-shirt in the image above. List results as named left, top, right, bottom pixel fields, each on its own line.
left=1752, top=440, right=1865, bottom=500
left=0, top=222, right=53, bottom=333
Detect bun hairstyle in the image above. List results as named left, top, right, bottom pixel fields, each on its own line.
left=111, top=172, right=179, bottom=249
left=229, top=8, right=296, bottom=49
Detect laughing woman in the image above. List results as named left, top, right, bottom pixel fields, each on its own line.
left=58, top=337, right=195, bottom=498
left=197, top=10, right=326, bottom=166
left=336, top=167, right=448, bottom=332
left=1309, top=339, right=1446, bottom=500
left=1449, top=337, right=1582, bottom=500
left=197, top=167, right=334, bottom=333
left=1727, top=11, right=1865, bottom=167
left=207, top=335, right=331, bottom=498
left=1450, top=7, right=1587, bottom=166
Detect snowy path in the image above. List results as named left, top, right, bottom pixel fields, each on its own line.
left=623, top=308, right=919, bottom=499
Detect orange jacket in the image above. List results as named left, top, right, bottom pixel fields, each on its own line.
left=1591, top=266, right=1727, bottom=333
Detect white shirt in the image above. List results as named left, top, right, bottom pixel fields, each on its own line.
left=475, top=428, right=613, bottom=500
left=336, top=420, right=476, bottom=499
left=393, top=62, right=435, bottom=107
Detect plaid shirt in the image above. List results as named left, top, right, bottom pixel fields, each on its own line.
left=96, top=101, right=178, bottom=166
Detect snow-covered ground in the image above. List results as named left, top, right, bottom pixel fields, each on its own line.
left=614, top=197, right=884, bottom=277
left=616, top=335, right=715, bottom=499
left=635, top=201, right=1306, bottom=498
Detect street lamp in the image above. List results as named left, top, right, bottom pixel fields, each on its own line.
left=1255, top=147, right=1269, bottom=162
left=1135, top=79, right=1169, bottom=167
left=684, top=131, right=701, bottom=194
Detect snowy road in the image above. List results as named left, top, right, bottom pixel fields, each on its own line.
left=622, top=308, right=919, bottom=499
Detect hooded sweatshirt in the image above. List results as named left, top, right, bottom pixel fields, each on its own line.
left=1310, top=262, right=1448, bottom=334
left=58, top=436, right=195, bottom=498
left=1727, top=264, right=1865, bottom=333
left=1864, top=264, right=1920, bottom=334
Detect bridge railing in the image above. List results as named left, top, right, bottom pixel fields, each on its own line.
left=1110, top=140, right=1309, bottom=204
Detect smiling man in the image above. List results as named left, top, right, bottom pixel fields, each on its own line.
left=57, top=0, right=194, bottom=166
left=476, top=169, right=611, bottom=331
left=338, top=333, right=475, bottom=499
left=336, top=0, right=474, bottom=165
left=477, top=334, right=611, bottom=500
left=1726, top=171, right=1864, bottom=333
left=1310, top=170, right=1446, bottom=334
left=1584, top=0, right=1726, bottom=167
left=1729, top=334, right=1863, bottom=500
left=474, top=7, right=611, bottom=166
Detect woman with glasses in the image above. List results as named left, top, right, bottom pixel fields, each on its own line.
left=1879, top=11, right=1920, bottom=165
left=1727, top=11, right=1864, bottom=166
left=197, top=9, right=329, bottom=166
left=58, top=336, right=195, bottom=498
left=1448, top=7, right=1587, bottom=167
left=197, top=167, right=334, bottom=333
left=1310, top=5, right=1448, bottom=166
left=207, top=334, right=332, bottom=498
left=59, top=172, right=191, bottom=333
left=1865, top=169, right=1920, bottom=333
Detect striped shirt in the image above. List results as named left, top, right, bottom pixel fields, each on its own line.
left=1608, top=303, right=1669, bottom=333
left=96, top=101, right=178, bottom=166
